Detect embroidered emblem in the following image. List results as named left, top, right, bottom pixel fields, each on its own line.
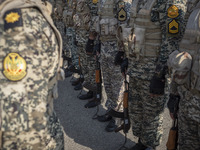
left=3, top=9, right=23, bottom=31
left=3, top=53, right=27, bottom=81
left=168, top=20, right=179, bottom=34
left=117, top=2, right=127, bottom=22
left=168, top=5, right=179, bottom=18
left=92, top=0, right=98, bottom=4
left=5, top=12, right=20, bottom=23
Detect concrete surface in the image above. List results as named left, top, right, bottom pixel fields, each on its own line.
left=54, top=77, right=172, bottom=150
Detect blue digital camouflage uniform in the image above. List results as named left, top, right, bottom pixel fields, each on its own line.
left=168, top=1, right=200, bottom=149
left=99, top=0, right=131, bottom=112
left=0, top=0, right=64, bottom=149
left=127, top=0, right=187, bottom=148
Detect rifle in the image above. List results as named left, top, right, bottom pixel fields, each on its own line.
left=166, top=96, right=179, bottom=150
left=92, top=39, right=102, bottom=118
left=108, top=71, right=130, bottom=150
left=108, top=72, right=130, bottom=133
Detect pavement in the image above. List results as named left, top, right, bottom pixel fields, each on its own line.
left=54, top=77, right=172, bottom=150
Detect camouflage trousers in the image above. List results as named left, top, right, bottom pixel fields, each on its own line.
left=76, top=30, right=96, bottom=90
left=177, top=86, right=200, bottom=150
left=100, top=41, right=124, bottom=110
left=66, top=27, right=78, bottom=68
left=128, top=77, right=165, bottom=148
left=55, top=21, right=71, bottom=58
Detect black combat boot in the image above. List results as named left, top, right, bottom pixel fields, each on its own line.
left=105, top=119, right=117, bottom=132
left=97, top=113, right=112, bottom=122
left=127, top=138, right=148, bottom=150
left=74, top=83, right=82, bottom=91
left=79, top=91, right=94, bottom=100
left=65, top=69, right=73, bottom=78
left=84, top=98, right=100, bottom=108
left=72, top=78, right=81, bottom=86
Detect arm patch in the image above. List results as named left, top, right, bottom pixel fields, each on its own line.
left=3, top=9, right=23, bottom=31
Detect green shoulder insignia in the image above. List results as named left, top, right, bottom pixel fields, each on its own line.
left=3, top=9, right=23, bottom=31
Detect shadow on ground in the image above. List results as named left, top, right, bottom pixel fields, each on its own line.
left=54, top=77, right=136, bottom=150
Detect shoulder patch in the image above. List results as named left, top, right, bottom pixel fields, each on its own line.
left=3, top=53, right=27, bottom=81
left=3, top=9, right=23, bottom=31
left=117, top=2, right=127, bottom=22
left=92, top=0, right=98, bottom=4
left=168, top=19, right=179, bottom=34
left=168, top=5, right=179, bottom=18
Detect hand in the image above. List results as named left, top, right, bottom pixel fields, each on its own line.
left=170, top=113, right=175, bottom=120
left=114, top=51, right=124, bottom=65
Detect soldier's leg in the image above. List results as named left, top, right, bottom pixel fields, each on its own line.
left=98, top=41, right=124, bottom=131
left=140, top=80, right=165, bottom=148
left=178, top=90, right=200, bottom=150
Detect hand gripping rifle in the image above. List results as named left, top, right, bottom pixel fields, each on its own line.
left=166, top=96, right=179, bottom=150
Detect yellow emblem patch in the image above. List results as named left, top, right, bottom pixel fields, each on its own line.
left=3, top=53, right=27, bottom=81
left=92, top=0, right=98, bottom=4
left=168, top=5, right=179, bottom=18
left=118, top=8, right=127, bottom=22
left=5, top=12, right=20, bottom=23
left=168, top=20, right=179, bottom=34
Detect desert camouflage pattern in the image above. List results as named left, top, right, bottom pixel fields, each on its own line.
left=127, top=0, right=188, bottom=148
left=0, top=4, right=63, bottom=150
left=168, top=3, right=200, bottom=149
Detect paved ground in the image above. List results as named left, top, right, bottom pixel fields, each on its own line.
left=54, top=77, right=172, bottom=150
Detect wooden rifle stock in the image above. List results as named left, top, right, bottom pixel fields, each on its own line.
left=115, top=76, right=130, bottom=133
left=166, top=119, right=178, bottom=150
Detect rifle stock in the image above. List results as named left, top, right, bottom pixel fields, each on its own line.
left=166, top=97, right=179, bottom=150
left=166, top=119, right=178, bottom=150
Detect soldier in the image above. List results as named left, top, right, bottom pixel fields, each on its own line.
left=84, top=0, right=128, bottom=132
left=63, top=0, right=80, bottom=75
left=0, top=0, right=64, bottom=149
left=78, top=0, right=100, bottom=102
left=167, top=1, right=200, bottom=150
left=126, top=0, right=187, bottom=149
left=54, top=0, right=73, bottom=77
left=72, top=0, right=91, bottom=91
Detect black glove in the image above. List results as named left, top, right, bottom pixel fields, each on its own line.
left=167, top=94, right=180, bottom=114
left=121, top=58, right=128, bottom=73
left=85, top=39, right=94, bottom=55
left=114, top=51, right=124, bottom=65
left=93, top=42, right=101, bottom=55
left=149, top=63, right=168, bottom=95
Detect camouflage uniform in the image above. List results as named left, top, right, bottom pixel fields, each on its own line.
left=73, top=0, right=91, bottom=83
left=127, top=0, right=186, bottom=148
left=99, top=0, right=125, bottom=111
left=63, top=0, right=79, bottom=68
left=168, top=1, right=200, bottom=149
left=82, top=0, right=99, bottom=92
left=0, top=0, right=64, bottom=149
left=54, top=0, right=72, bottom=59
